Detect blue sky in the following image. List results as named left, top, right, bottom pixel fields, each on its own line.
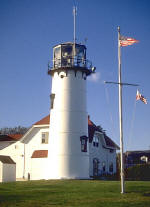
left=0, top=0, right=150, bottom=151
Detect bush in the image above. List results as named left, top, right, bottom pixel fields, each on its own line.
left=91, top=173, right=119, bottom=181
left=126, top=164, right=150, bottom=181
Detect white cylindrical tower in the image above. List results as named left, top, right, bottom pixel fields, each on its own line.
left=47, top=42, right=95, bottom=179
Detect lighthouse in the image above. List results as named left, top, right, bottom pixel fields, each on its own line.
left=47, top=42, right=95, bottom=179
left=47, top=7, right=95, bottom=179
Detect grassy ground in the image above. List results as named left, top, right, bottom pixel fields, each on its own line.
left=0, top=180, right=150, bottom=207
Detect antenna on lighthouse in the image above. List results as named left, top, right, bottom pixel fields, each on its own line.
left=73, top=6, right=77, bottom=59
left=73, top=6, right=77, bottom=44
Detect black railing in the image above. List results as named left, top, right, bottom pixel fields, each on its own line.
left=49, top=57, right=93, bottom=70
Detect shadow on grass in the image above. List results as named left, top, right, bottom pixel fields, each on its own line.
left=143, top=193, right=150, bottom=197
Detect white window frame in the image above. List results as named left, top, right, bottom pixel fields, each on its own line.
left=41, top=132, right=49, bottom=144
left=93, top=134, right=99, bottom=147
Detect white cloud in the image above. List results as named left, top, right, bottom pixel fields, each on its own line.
left=87, top=72, right=100, bottom=82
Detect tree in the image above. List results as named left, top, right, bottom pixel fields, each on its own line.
left=0, top=126, right=29, bottom=135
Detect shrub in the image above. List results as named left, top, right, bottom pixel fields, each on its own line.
left=126, top=164, right=150, bottom=181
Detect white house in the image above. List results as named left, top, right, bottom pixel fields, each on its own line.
left=0, top=115, right=119, bottom=180
left=88, top=117, right=119, bottom=176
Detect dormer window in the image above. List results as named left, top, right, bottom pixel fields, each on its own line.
left=41, top=132, right=49, bottom=144
left=80, top=136, right=88, bottom=152
left=93, top=134, right=99, bottom=147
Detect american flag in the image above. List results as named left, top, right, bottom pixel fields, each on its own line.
left=136, top=90, right=147, bottom=104
left=119, top=36, right=139, bottom=47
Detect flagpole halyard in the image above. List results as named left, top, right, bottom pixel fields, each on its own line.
left=118, top=26, right=125, bottom=194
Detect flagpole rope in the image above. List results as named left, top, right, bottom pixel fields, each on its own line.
left=104, top=84, right=116, bottom=139
left=127, top=94, right=137, bottom=151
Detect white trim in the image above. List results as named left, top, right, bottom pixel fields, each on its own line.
left=20, top=124, right=49, bottom=143
left=94, top=131, right=106, bottom=147
left=0, top=141, right=16, bottom=143
left=19, top=126, right=34, bottom=142
left=34, top=124, right=49, bottom=128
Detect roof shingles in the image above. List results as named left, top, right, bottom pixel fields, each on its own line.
left=31, top=150, right=48, bottom=158
left=88, top=117, right=119, bottom=149
left=34, top=115, right=50, bottom=125
left=0, top=134, right=23, bottom=142
left=0, top=155, right=16, bottom=164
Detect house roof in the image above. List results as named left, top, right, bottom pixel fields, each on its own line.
left=0, top=115, right=119, bottom=149
left=88, top=116, right=119, bottom=149
left=34, top=115, right=50, bottom=125
left=0, top=134, right=23, bottom=142
left=0, top=155, right=16, bottom=164
left=125, top=150, right=150, bottom=156
left=88, top=118, right=100, bottom=142
left=31, top=150, right=48, bottom=158
left=104, top=135, right=119, bottom=149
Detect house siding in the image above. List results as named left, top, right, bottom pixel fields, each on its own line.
left=0, top=121, right=118, bottom=180
left=0, top=142, right=24, bottom=178
left=23, top=126, right=49, bottom=179
left=89, top=132, right=116, bottom=177
left=0, top=162, right=2, bottom=182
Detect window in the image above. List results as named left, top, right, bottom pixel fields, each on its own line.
left=93, top=158, right=99, bottom=176
left=102, top=162, right=106, bottom=172
left=109, top=162, right=113, bottom=173
left=50, top=93, right=55, bottom=109
left=61, top=45, right=73, bottom=67
left=15, top=145, right=19, bottom=149
left=54, top=46, right=61, bottom=68
left=93, top=134, right=99, bottom=147
left=75, top=45, right=86, bottom=67
left=140, top=156, right=148, bottom=163
left=110, top=149, right=114, bottom=153
left=41, top=132, right=49, bottom=144
left=80, top=136, right=88, bottom=152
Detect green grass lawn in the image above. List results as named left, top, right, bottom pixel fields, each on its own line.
left=0, top=180, right=150, bottom=207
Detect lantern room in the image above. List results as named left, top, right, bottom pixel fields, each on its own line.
left=53, top=42, right=86, bottom=68
left=48, top=42, right=95, bottom=75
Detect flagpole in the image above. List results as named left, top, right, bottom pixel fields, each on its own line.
left=118, top=26, right=125, bottom=194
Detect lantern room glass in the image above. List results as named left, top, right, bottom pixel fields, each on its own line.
left=54, top=45, right=61, bottom=68
left=53, top=43, right=86, bottom=68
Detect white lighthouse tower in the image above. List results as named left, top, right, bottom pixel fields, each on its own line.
left=47, top=42, right=95, bottom=179
left=47, top=9, right=95, bottom=179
